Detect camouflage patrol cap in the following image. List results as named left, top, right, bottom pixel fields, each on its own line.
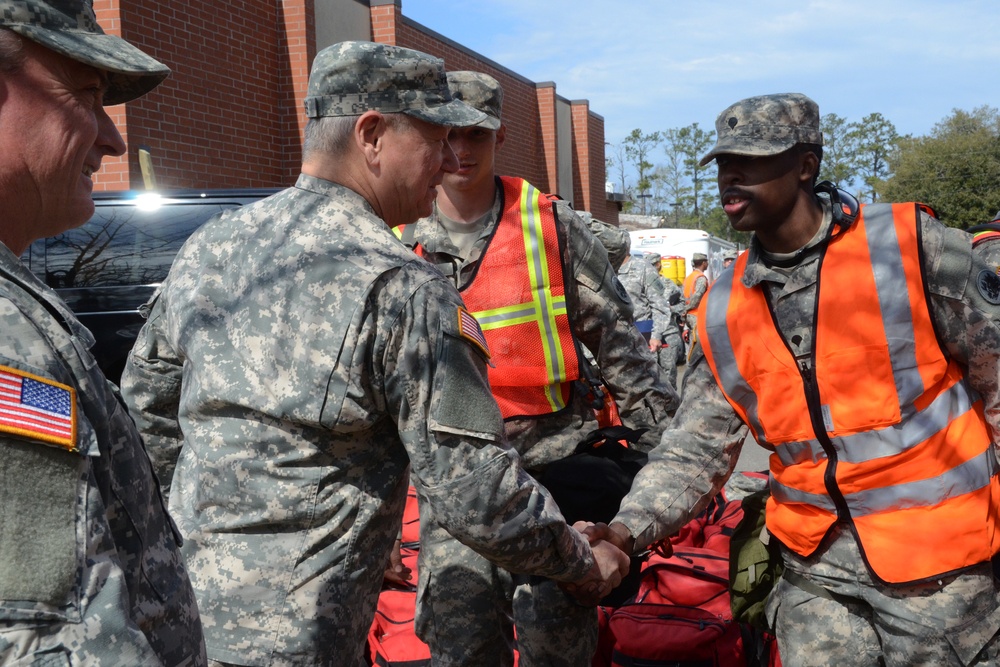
left=303, top=41, right=486, bottom=127
left=692, top=252, right=708, bottom=262
left=699, top=93, right=822, bottom=166
left=645, top=252, right=662, bottom=266
left=0, top=0, right=169, bottom=105
left=447, top=71, right=502, bottom=130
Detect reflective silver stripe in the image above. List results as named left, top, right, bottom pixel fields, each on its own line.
left=776, top=378, right=979, bottom=466
left=863, top=204, right=925, bottom=405
left=772, top=449, right=997, bottom=518
left=702, top=267, right=768, bottom=441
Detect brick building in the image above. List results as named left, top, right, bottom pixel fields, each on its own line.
left=93, top=0, right=620, bottom=223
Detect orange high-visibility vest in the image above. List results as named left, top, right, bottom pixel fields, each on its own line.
left=459, top=176, right=581, bottom=420
left=699, top=203, right=1000, bottom=584
left=683, top=269, right=706, bottom=304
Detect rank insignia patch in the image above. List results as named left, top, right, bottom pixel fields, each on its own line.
left=0, top=365, right=77, bottom=451
left=978, top=269, right=1000, bottom=305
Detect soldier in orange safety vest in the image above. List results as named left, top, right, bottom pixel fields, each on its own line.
left=398, top=71, right=677, bottom=667
left=592, top=92, right=1000, bottom=667
left=682, top=252, right=709, bottom=344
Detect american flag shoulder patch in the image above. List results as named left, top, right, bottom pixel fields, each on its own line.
left=457, top=307, right=491, bottom=359
left=0, top=365, right=77, bottom=452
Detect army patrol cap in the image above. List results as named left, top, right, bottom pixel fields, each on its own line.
left=0, top=0, right=170, bottom=105
left=692, top=252, right=708, bottom=262
left=447, top=71, right=503, bottom=130
left=722, top=249, right=738, bottom=261
left=645, top=253, right=662, bottom=266
left=304, top=41, right=486, bottom=127
left=699, top=93, right=822, bottom=166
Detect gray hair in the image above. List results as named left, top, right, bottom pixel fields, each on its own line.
left=302, top=112, right=408, bottom=161
left=0, top=28, right=26, bottom=73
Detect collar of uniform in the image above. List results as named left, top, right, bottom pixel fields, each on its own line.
left=741, top=199, right=834, bottom=289
left=292, top=172, right=379, bottom=219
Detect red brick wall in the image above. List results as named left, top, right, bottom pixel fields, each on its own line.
left=390, top=15, right=550, bottom=191
left=90, top=0, right=614, bottom=223
left=94, top=0, right=311, bottom=191
left=390, top=14, right=615, bottom=222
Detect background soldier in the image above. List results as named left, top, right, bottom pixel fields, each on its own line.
left=682, top=251, right=710, bottom=339
left=121, top=43, right=627, bottom=667
left=0, top=1, right=206, bottom=664
left=644, top=252, right=686, bottom=390
left=399, top=71, right=677, bottom=667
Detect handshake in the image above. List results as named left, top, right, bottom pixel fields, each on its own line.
left=559, top=521, right=653, bottom=606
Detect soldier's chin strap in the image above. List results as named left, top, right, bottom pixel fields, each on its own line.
left=814, top=181, right=859, bottom=228
left=765, top=182, right=860, bottom=270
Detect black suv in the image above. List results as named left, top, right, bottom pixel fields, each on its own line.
left=20, top=188, right=279, bottom=382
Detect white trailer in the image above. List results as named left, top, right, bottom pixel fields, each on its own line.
left=628, top=228, right=739, bottom=284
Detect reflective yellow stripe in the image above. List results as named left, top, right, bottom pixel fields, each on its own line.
left=473, top=297, right=567, bottom=331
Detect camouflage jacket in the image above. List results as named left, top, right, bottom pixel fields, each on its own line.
left=617, top=255, right=671, bottom=339
left=405, top=186, right=678, bottom=464
left=120, top=174, right=595, bottom=666
left=0, top=246, right=205, bottom=666
left=616, top=201, right=1000, bottom=553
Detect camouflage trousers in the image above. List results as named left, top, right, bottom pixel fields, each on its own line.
left=766, top=524, right=1000, bottom=666
left=415, top=517, right=597, bottom=667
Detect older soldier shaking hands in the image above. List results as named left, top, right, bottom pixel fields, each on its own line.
left=120, top=41, right=628, bottom=667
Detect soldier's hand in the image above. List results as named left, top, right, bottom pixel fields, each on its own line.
left=583, top=521, right=636, bottom=556
left=649, top=338, right=662, bottom=352
left=382, top=538, right=412, bottom=586
left=560, top=522, right=630, bottom=606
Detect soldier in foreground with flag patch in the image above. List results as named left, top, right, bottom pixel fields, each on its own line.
left=0, top=1, right=206, bottom=664
left=120, top=41, right=629, bottom=667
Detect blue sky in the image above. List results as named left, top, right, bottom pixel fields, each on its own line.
left=403, top=0, right=1000, bottom=148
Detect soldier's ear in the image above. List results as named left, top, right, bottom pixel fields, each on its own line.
left=356, top=111, right=387, bottom=163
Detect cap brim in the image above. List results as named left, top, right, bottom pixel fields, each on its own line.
left=9, top=25, right=169, bottom=105
left=699, top=137, right=799, bottom=167
left=405, top=98, right=488, bottom=128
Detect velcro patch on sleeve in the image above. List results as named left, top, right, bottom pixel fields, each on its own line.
left=0, top=365, right=77, bottom=452
left=457, top=307, right=491, bottom=359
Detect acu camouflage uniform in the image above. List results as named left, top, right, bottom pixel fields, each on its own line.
left=406, top=189, right=678, bottom=666
left=122, top=41, right=599, bottom=667
left=0, top=1, right=202, bottom=664
left=614, top=199, right=1000, bottom=666
left=617, top=253, right=683, bottom=389
left=0, top=247, right=205, bottom=666
left=121, top=176, right=598, bottom=667
left=683, top=263, right=709, bottom=334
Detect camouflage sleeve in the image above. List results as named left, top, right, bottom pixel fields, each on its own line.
left=922, top=213, right=1000, bottom=439
left=663, top=278, right=687, bottom=318
left=120, top=290, right=185, bottom=496
left=386, top=271, right=595, bottom=581
left=559, top=203, right=679, bottom=447
left=613, top=347, right=748, bottom=552
left=0, top=298, right=167, bottom=666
